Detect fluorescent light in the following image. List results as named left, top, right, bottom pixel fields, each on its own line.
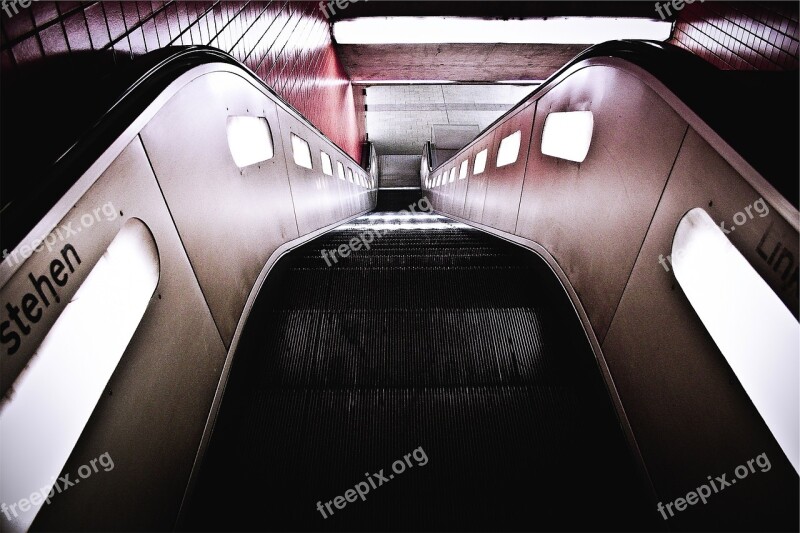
left=672, top=208, right=799, bottom=473
left=498, top=80, right=544, bottom=85
left=360, top=214, right=448, bottom=221
left=541, top=111, right=594, bottom=163
left=474, top=149, right=488, bottom=175
left=0, top=220, right=159, bottom=531
left=334, top=17, right=671, bottom=45
left=497, top=130, right=522, bottom=167
left=355, top=80, right=458, bottom=85
left=338, top=222, right=470, bottom=231
left=226, top=116, right=274, bottom=168
left=321, top=151, right=333, bottom=176
left=291, top=134, right=313, bottom=169
left=459, top=160, right=468, bottom=180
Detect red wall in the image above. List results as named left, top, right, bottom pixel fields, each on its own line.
left=0, top=1, right=363, bottom=160
left=671, top=1, right=798, bottom=71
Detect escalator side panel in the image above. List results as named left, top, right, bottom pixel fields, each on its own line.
left=601, top=128, right=799, bottom=531
left=426, top=58, right=800, bottom=530
left=26, top=138, right=228, bottom=531
left=140, top=71, right=299, bottom=346
left=513, top=65, right=689, bottom=343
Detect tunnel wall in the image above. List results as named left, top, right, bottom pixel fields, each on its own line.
left=424, top=57, right=799, bottom=529
left=0, top=61, right=376, bottom=530
left=0, top=0, right=363, bottom=160
left=670, top=1, right=798, bottom=71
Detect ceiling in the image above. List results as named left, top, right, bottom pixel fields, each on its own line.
left=338, top=43, right=588, bottom=82
left=366, top=84, right=537, bottom=155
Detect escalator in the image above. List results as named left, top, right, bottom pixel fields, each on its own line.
left=1, top=38, right=796, bottom=532
left=182, top=191, right=657, bottom=531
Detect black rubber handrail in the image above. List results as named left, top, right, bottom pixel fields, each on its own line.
left=427, top=40, right=798, bottom=207
left=3, top=41, right=796, bottom=254
left=0, top=45, right=366, bottom=254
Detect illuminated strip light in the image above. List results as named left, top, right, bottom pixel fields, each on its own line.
left=354, top=80, right=458, bottom=85
left=337, top=223, right=470, bottom=231
left=497, top=130, right=522, bottom=167
left=334, top=17, right=671, bottom=45
left=541, top=111, right=594, bottom=163
left=672, top=208, right=799, bottom=473
left=291, top=134, right=313, bottom=169
left=359, top=214, right=447, bottom=221
left=498, top=80, right=544, bottom=85
left=226, top=117, right=274, bottom=168
left=320, top=152, right=333, bottom=176
left=0, top=220, right=160, bottom=531
left=474, top=149, right=488, bottom=175
left=356, top=80, right=542, bottom=85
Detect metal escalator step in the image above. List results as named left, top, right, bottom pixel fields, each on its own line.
left=183, top=211, right=657, bottom=532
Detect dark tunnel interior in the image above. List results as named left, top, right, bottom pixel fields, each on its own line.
left=182, top=191, right=657, bottom=531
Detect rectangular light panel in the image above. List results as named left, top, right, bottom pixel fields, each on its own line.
left=334, top=17, right=672, bottom=45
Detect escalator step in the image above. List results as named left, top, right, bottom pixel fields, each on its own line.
left=183, top=212, right=656, bottom=531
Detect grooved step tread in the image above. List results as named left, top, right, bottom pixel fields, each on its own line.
left=183, top=206, right=655, bottom=532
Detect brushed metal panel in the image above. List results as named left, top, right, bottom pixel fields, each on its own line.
left=667, top=129, right=797, bottom=317
left=278, top=112, right=333, bottom=236
left=462, top=130, right=498, bottom=223
left=452, top=156, right=471, bottom=218
left=0, top=200, right=121, bottom=395
left=435, top=167, right=447, bottom=212
left=515, top=65, right=688, bottom=342
left=428, top=181, right=439, bottom=212
left=28, top=138, right=226, bottom=530
left=439, top=166, right=449, bottom=212
left=481, top=102, right=536, bottom=233
left=332, top=153, right=361, bottom=219
left=331, top=156, right=349, bottom=218
left=346, top=161, right=364, bottom=215
left=440, top=164, right=454, bottom=214
left=439, top=156, right=460, bottom=215
left=355, top=166, right=372, bottom=212
left=600, top=129, right=799, bottom=529
left=140, top=71, right=299, bottom=346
